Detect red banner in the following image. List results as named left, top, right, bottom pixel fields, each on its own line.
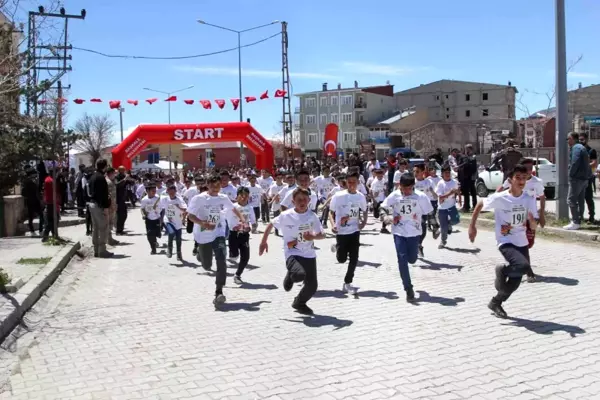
left=323, top=123, right=339, bottom=155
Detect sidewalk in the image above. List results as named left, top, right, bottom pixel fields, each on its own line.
left=16, top=209, right=85, bottom=235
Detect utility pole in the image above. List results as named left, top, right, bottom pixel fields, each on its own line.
left=25, top=7, right=86, bottom=116
left=119, top=107, right=125, bottom=142
left=280, top=21, right=292, bottom=168
left=555, top=0, right=569, bottom=219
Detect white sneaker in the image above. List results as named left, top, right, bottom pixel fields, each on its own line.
left=563, top=222, right=581, bottom=230
left=234, top=275, right=243, bottom=285
left=213, top=294, right=227, bottom=306
left=343, top=283, right=359, bottom=294
left=330, top=243, right=337, bottom=253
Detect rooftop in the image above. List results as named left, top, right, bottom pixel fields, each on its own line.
left=295, top=83, right=394, bottom=97
left=377, top=109, right=417, bottom=125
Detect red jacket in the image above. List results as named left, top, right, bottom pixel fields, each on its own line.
left=43, top=176, right=61, bottom=209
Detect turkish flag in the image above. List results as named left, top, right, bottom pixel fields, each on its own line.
left=214, top=99, right=225, bottom=109
left=260, top=90, right=269, bottom=100
left=73, top=98, right=85, bottom=104
left=109, top=100, right=121, bottom=109
left=90, top=98, right=102, bottom=103
left=146, top=98, right=158, bottom=105
left=165, top=96, right=177, bottom=102
left=184, top=99, right=194, bottom=105
left=245, top=96, right=256, bottom=103
left=323, top=123, right=339, bottom=156
left=231, top=98, right=240, bottom=110
left=200, top=100, right=211, bottom=109
left=127, top=100, right=139, bottom=106
left=274, top=89, right=287, bottom=98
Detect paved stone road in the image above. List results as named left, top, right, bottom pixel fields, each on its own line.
left=3, top=212, right=600, bottom=400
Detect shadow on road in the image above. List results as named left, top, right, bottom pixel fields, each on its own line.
left=226, top=263, right=259, bottom=271
left=109, top=254, right=131, bottom=259
left=357, top=260, right=382, bottom=268
left=282, top=314, right=353, bottom=330
left=503, top=317, right=585, bottom=337
left=532, top=275, right=579, bottom=286
left=216, top=300, right=271, bottom=312
left=417, top=259, right=463, bottom=272
left=355, top=290, right=399, bottom=300
left=411, top=290, right=465, bottom=306
left=238, top=282, right=278, bottom=290
left=443, top=246, right=481, bottom=254
left=313, top=289, right=347, bottom=299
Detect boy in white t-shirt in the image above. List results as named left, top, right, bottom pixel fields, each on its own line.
left=247, top=173, right=263, bottom=233
left=162, top=185, right=187, bottom=260
left=140, top=182, right=166, bottom=255
left=329, top=171, right=368, bottom=294
left=188, top=175, right=246, bottom=307
left=258, top=169, right=274, bottom=223
left=469, top=164, right=539, bottom=319
left=413, top=163, right=440, bottom=257
left=259, top=187, right=325, bottom=315
left=435, top=165, right=461, bottom=248
left=381, top=173, right=433, bottom=302
left=268, top=171, right=287, bottom=236
left=427, top=165, right=443, bottom=233
left=226, top=186, right=256, bottom=284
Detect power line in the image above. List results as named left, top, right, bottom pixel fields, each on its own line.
left=71, top=32, right=281, bottom=60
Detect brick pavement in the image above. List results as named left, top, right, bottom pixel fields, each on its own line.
left=2, top=212, right=600, bottom=400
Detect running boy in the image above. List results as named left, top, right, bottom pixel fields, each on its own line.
left=247, top=173, right=263, bottom=233
left=162, top=185, right=187, bottom=260
left=381, top=174, right=433, bottom=302
left=280, top=169, right=318, bottom=212
left=435, top=165, right=461, bottom=248
left=188, top=175, right=246, bottom=306
left=227, top=186, right=255, bottom=284
left=259, top=187, right=325, bottom=315
left=329, top=171, right=368, bottom=294
left=469, top=164, right=539, bottom=318
left=140, top=182, right=165, bottom=254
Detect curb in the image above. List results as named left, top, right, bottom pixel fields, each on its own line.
left=0, top=240, right=81, bottom=342
left=459, top=217, right=599, bottom=242
left=17, top=218, right=85, bottom=234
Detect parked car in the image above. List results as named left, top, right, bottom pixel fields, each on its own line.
left=476, top=157, right=557, bottom=199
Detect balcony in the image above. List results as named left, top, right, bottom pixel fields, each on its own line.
left=294, top=123, right=300, bottom=130
left=354, top=101, right=367, bottom=110
left=294, top=107, right=300, bottom=113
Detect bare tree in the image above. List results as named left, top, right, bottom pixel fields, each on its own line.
left=73, top=113, right=116, bottom=166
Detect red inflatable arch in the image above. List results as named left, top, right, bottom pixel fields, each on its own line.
left=111, top=122, right=274, bottom=171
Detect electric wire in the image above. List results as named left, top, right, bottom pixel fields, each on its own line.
left=71, top=32, right=281, bottom=60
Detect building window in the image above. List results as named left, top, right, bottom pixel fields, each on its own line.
left=342, top=95, right=353, bottom=105
left=482, top=93, right=489, bottom=101
left=320, top=97, right=328, bottom=107
left=343, top=132, right=355, bottom=143
left=305, top=97, right=316, bottom=108
left=341, top=112, right=353, bottom=123
left=320, top=114, right=327, bottom=124
left=306, top=114, right=316, bottom=124
left=482, top=109, right=489, bottom=117
left=465, top=110, right=471, bottom=117
left=446, top=108, right=449, bottom=112
left=331, top=96, right=338, bottom=106
left=307, top=133, right=318, bottom=143
left=435, top=95, right=439, bottom=101
left=331, top=113, right=339, bottom=123
left=445, top=94, right=449, bottom=99
left=465, top=94, right=471, bottom=101
left=446, top=114, right=450, bottom=119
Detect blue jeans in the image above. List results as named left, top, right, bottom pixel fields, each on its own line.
left=438, top=206, right=460, bottom=242
left=393, top=235, right=420, bottom=291
left=165, top=223, right=182, bottom=253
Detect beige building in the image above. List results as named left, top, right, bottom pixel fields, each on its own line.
left=0, top=12, right=23, bottom=117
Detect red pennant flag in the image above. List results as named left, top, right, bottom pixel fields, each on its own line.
left=109, top=100, right=121, bottom=109
left=200, top=100, right=212, bottom=109
left=90, top=98, right=102, bottom=103
left=73, top=98, right=85, bottom=104
left=275, top=89, right=287, bottom=98
left=231, top=98, right=240, bottom=110
left=260, top=90, right=269, bottom=100
left=127, top=100, right=139, bottom=106
left=165, top=96, right=177, bottom=102
left=184, top=99, right=194, bottom=105
left=37, top=99, right=47, bottom=105
left=214, top=99, right=225, bottom=109
left=146, top=98, right=158, bottom=105
left=245, top=96, right=256, bottom=103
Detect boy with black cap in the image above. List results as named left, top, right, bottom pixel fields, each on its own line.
left=140, top=181, right=165, bottom=254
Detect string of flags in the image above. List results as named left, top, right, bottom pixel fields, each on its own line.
left=38, top=89, right=288, bottom=111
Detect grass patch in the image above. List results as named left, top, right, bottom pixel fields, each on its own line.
left=16, top=257, right=51, bottom=265
left=0, top=269, right=11, bottom=286
left=42, top=237, right=71, bottom=246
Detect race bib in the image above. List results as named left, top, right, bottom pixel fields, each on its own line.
left=510, top=205, right=527, bottom=226
left=201, top=205, right=221, bottom=232
left=396, top=200, right=415, bottom=216
left=166, top=206, right=176, bottom=219
left=295, top=223, right=313, bottom=250
left=349, top=204, right=360, bottom=220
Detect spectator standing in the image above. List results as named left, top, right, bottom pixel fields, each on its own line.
left=579, top=133, right=597, bottom=223
left=75, top=164, right=86, bottom=217
left=115, top=166, right=130, bottom=234
left=431, top=148, right=444, bottom=166
left=491, top=140, right=523, bottom=181
left=22, top=168, right=43, bottom=236
left=385, top=152, right=397, bottom=194
left=41, top=167, right=61, bottom=242
left=106, top=167, right=119, bottom=246
left=88, top=159, right=113, bottom=258
left=565, top=132, right=593, bottom=230
left=458, top=144, right=479, bottom=212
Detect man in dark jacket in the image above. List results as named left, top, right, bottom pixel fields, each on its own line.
left=22, top=168, right=43, bottom=236
left=579, top=133, right=597, bottom=223
left=457, top=144, right=479, bottom=212
left=88, top=159, right=113, bottom=257
left=75, top=164, right=86, bottom=217
left=115, top=166, right=130, bottom=234
left=565, top=132, right=593, bottom=230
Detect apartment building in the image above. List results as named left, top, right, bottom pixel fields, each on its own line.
left=294, top=82, right=395, bottom=157
left=394, top=79, right=517, bottom=131
left=0, top=12, right=23, bottom=117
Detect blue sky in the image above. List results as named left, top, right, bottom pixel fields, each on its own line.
left=54, top=0, right=600, bottom=143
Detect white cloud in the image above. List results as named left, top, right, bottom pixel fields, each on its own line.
left=341, top=62, right=430, bottom=76
left=111, top=126, right=138, bottom=144
left=569, top=71, right=598, bottom=79
left=175, top=65, right=338, bottom=80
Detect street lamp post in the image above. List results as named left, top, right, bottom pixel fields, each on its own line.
left=197, top=19, right=280, bottom=166
left=143, top=85, right=194, bottom=174
left=555, top=0, right=569, bottom=219
left=119, top=107, right=125, bottom=142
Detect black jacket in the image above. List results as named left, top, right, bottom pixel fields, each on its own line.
left=458, top=154, right=478, bottom=182
left=88, top=171, right=110, bottom=208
